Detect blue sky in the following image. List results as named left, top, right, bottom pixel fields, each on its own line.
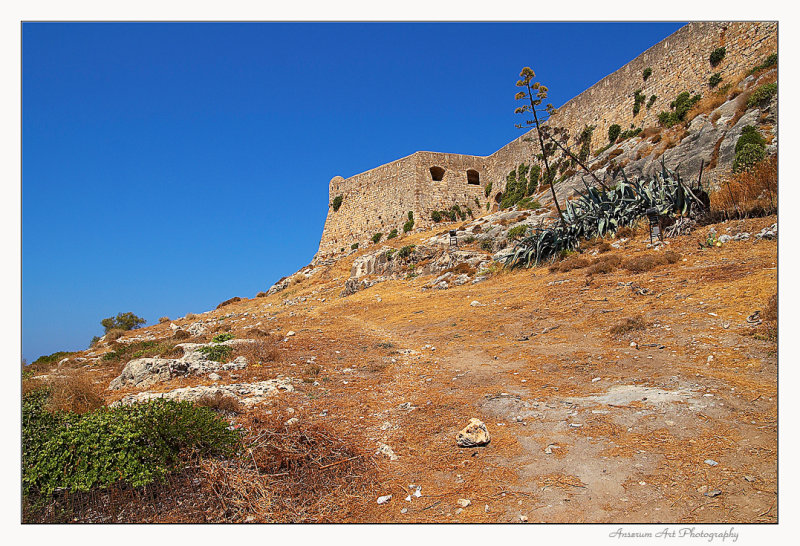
left=22, top=22, right=685, bottom=362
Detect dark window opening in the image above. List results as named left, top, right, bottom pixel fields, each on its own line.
left=467, top=169, right=480, bottom=185
left=430, top=166, right=446, bottom=181
left=494, top=192, right=503, bottom=203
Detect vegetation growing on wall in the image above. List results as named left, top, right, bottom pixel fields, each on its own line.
left=484, top=181, right=493, bottom=198
left=709, top=73, right=722, bottom=88
left=709, top=47, right=726, bottom=66
left=608, top=124, right=621, bottom=144
left=403, top=211, right=415, bottom=233
left=647, top=95, right=657, bottom=109
left=658, top=92, right=702, bottom=127
left=633, top=89, right=646, bottom=116
left=748, top=53, right=777, bottom=75
left=642, top=67, right=652, bottom=81
left=387, top=228, right=398, bottom=239
left=372, top=233, right=382, bottom=244
left=331, top=195, right=343, bottom=212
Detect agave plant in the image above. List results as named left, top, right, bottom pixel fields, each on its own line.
left=504, top=163, right=706, bottom=269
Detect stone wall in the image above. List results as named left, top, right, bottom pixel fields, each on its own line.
left=315, top=21, right=777, bottom=261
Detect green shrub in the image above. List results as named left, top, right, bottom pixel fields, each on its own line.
left=749, top=53, right=777, bottom=75
left=526, top=165, right=541, bottom=195
left=385, top=249, right=396, bottom=260
left=23, top=390, right=240, bottom=498
left=351, top=243, right=359, bottom=250
left=507, top=225, right=528, bottom=240
left=709, top=47, right=726, bottom=66
left=474, top=197, right=481, bottom=207
left=518, top=197, right=541, bottom=210
left=709, top=72, right=722, bottom=88
left=657, top=92, right=702, bottom=127
left=619, top=127, right=642, bottom=140
left=608, top=124, right=621, bottom=144
left=733, top=143, right=766, bottom=173
left=484, top=181, right=493, bottom=198
left=387, top=228, right=398, bottom=239
left=372, top=232, right=383, bottom=244
left=31, top=351, right=76, bottom=368
left=642, top=67, right=652, bottom=81
left=431, top=210, right=442, bottom=223
left=397, top=245, right=416, bottom=259
left=747, top=82, right=777, bottom=107
left=197, top=344, right=233, bottom=363
left=633, top=89, right=646, bottom=116
left=101, top=312, right=146, bottom=334
left=211, top=332, right=234, bottom=343
left=480, top=240, right=493, bottom=252
left=331, top=195, right=343, bottom=212
left=647, top=95, right=657, bottom=109
left=735, top=125, right=766, bottom=154
left=403, top=211, right=415, bottom=233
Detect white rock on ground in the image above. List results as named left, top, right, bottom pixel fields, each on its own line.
left=109, top=339, right=257, bottom=389
left=456, top=418, right=491, bottom=447
left=111, top=378, right=294, bottom=407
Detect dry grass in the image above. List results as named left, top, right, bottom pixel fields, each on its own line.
left=549, top=254, right=591, bottom=273
left=105, top=329, right=126, bottom=342
left=159, top=316, right=170, bottom=323
left=173, top=329, right=191, bottom=340
left=610, top=315, right=647, bottom=336
left=622, top=250, right=681, bottom=273
left=585, top=254, right=621, bottom=275
left=33, top=372, right=105, bottom=414
left=217, top=297, right=243, bottom=309
left=752, top=292, right=777, bottom=343
left=196, top=391, right=242, bottom=414
left=710, top=155, right=777, bottom=219
left=198, top=412, right=379, bottom=522
left=445, top=263, right=477, bottom=276
left=232, top=339, right=280, bottom=366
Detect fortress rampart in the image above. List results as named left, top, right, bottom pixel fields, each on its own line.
left=315, top=22, right=777, bottom=261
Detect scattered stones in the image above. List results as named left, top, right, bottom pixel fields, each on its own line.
left=704, top=459, right=719, bottom=467
left=401, top=508, right=408, bottom=514
left=705, top=489, right=722, bottom=498
left=470, top=300, right=482, bottom=307
left=744, top=475, right=756, bottom=482
left=377, top=494, right=392, bottom=505
left=284, top=417, right=300, bottom=426
left=519, top=515, right=528, bottom=522
left=286, top=331, right=296, bottom=337
left=208, top=372, right=221, bottom=381
left=457, top=499, right=471, bottom=508
left=456, top=418, right=491, bottom=447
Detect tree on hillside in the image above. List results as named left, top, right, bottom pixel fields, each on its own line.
left=514, top=67, right=565, bottom=228
left=514, top=67, right=610, bottom=227
left=101, top=312, right=146, bottom=334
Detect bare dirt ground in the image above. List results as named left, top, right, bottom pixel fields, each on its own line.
left=77, top=215, right=778, bottom=523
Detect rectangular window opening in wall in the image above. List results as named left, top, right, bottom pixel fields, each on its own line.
left=467, top=170, right=480, bottom=185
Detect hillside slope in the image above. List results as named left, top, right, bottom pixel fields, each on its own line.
left=26, top=213, right=777, bottom=523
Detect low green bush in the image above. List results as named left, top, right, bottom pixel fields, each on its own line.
left=403, top=211, right=415, bottom=233
left=397, top=245, right=416, bottom=259
left=351, top=243, right=359, bottom=250
left=747, top=82, right=777, bottom=108
left=31, top=351, right=76, bottom=368
left=507, top=225, right=528, bottom=240
left=642, top=67, right=652, bottom=81
left=101, top=312, right=146, bottom=334
left=331, top=195, right=343, bottom=212
left=749, top=53, right=777, bottom=75
left=647, top=95, right=657, bottom=109
left=735, top=125, right=766, bottom=154
left=197, top=344, right=233, bottom=363
left=387, top=228, right=398, bottom=239
left=23, top=390, right=240, bottom=498
left=608, top=124, right=621, bottom=144
left=211, top=332, right=234, bottom=343
left=709, top=47, right=726, bottom=66
left=658, top=92, right=701, bottom=127
left=484, top=181, right=493, bottom=198
left=431, top=210, right=442, bottom=222
left=709, top=73, right=722, bottom=88
left=733, top=143, right=766, bottom=173
left=372, top=232, right=383, bottom=244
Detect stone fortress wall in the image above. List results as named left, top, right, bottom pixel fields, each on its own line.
left=316, top=21, right=777, bottom=261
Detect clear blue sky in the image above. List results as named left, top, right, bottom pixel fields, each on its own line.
left=22, top=22, right=685, bottom=362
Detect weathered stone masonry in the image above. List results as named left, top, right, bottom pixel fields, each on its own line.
left=316, top=22, right=776, bottom=261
